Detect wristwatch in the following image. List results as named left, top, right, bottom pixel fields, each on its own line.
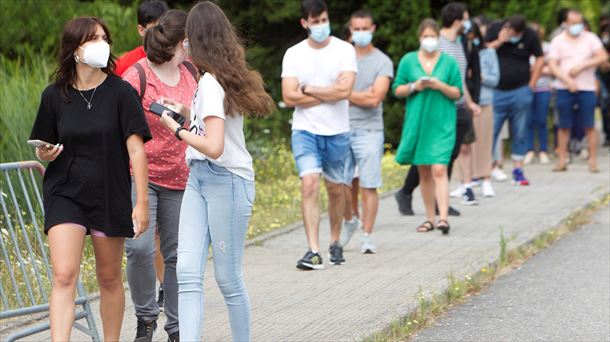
left=175, top=126, right=187, bottom=140
left=409, top=82, right=416, bottom=93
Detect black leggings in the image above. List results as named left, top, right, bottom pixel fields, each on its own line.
left=400, top=119, right=471, bottom=196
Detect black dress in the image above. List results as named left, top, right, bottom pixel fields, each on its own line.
left=29, top=74, right=152, bottom=237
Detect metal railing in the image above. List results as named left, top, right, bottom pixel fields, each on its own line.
left=0, top=161, right=100, bottom=341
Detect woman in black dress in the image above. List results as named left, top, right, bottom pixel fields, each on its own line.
left=29, top=17, right=151, bottom=341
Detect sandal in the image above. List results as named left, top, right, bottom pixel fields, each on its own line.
left=416, top=221, right=435, bottom=233
left=552, top=164, right=567, bottom=172
left=437, top=219, right=450, bottom=235
left=589, top=165, right=599, bottom=173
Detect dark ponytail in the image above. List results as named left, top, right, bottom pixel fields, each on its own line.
left=143, top=9, right=187, bottom=64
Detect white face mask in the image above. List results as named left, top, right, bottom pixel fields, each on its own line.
left=420, top=37, right=439, bottom=53
left=78, top=41, right=110, bottom=68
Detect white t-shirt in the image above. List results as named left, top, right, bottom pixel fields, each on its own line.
left=185, top=73, right=254, bottom=181
left=281, top=37, right=358, bottom=136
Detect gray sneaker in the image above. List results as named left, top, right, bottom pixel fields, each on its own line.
left=360, top=234, right=376, bottom=254
left=340, top=218, right=361, bottom=247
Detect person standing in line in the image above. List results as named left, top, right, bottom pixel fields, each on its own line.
left=29, top=17, right=151, bottom=341
left=598, top=16, right=610, bottom=147
left=393, top=18, right=463, bottom=234
left=157, top=2, right=275, bottom=340
left=122, top=9, right=197, bottom=342
left=524, top=22, right=553, bottom=166
left=548, top=9, right=607, bottom=173
left=471, top=20, right=500, bottom=197
left=485, top=14, right=544, bottom=185
left=115, top=0, right=168, bottom=77
left=339, top=9, right=393, bottom=254
left=394, top=2, right=481, bottom=215
left=281, top=0, right=357, bottom=270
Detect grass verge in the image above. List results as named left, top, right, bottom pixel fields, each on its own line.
left=364, top=193, right=610, bottom=342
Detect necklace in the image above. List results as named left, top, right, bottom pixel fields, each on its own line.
left=77, top=85, right=98, bottom=110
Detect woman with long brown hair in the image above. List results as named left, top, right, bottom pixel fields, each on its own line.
left=158, top=1, right=275, bottom=340
left=29, top=17, right=151, bottom=340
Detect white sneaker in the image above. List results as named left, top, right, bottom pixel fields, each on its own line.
left=340, top=218, right=361, bottom=247
left=482, top=180, right=495, bottom=197
left=360, top=234, right=376, bottom=254
left=450, top=184, right=465, bottom=198
left=539, top=152, right=551, bottom=164
left=579, top=148, right=589, bottom=161
left=523, top=151, right=535, bottom=165
left=491, top=167, right=508, bottom=182
left=469, top=179, right=482, bottom=188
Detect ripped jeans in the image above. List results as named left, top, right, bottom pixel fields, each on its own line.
left=176, top=159, right=254, bottom=341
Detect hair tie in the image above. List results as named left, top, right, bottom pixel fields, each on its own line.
left=158, top=25, right=164, bottom=33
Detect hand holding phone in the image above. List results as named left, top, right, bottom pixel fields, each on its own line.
left=150, top=102, right=186, bottom=126
left=28, top=140, right=63, bottom=161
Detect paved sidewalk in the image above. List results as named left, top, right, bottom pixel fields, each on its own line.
left=10, top=152, right=610, bottom=341
left=413, top=207, right=610, bottom=341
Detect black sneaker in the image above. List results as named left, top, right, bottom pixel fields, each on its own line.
left=157, top=284, right=164, bottom=311
left=461, top=188, right=478, bottom=206
left=296, top=250, right=324, bottom=270
left=167, top=331, right=179, bottom=342
left=435, top=205, right=461, bottom=216
left=329, top=242, right=345, bottom=265
left=394, top=191, right=414, bottom=215
left=134, top=318, right=157, bottom=342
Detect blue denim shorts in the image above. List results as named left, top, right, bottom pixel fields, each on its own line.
left=291, top=130, right=350, bottom=183
left=555, top=90, right=596, bottom=129
left=343, top=129, right=384, bottom=189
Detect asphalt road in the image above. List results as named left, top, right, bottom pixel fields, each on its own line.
left=413, top=207, right=610, bottom=342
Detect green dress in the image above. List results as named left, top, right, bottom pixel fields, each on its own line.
left=392, top=51, right=462, bottom=166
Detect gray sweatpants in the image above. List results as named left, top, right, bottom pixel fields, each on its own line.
left=126, top=181, right=183, bottom=334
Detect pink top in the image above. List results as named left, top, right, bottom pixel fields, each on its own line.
left=548, top=31, right=604, bottom=91
left=123, top=58, right=198, bottom=190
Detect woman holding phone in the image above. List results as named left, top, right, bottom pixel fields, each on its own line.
left=157, top=2, right=275, bottom=340
left=29, top=17, right=151, bottom=341
left=122, top=9, right=197, bottom=341
left=392, top=18, right=462, bottom=234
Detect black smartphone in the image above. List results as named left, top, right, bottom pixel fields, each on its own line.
left=149, top=102, right=186, bottom=126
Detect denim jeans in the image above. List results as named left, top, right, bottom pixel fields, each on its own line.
left=177, top=159, right=254, bottom=341
left=528, top=91, right=551, bottom=152
left=493, top=85, right=533, bottom=161
left=126, top=182, right=182, bottom=334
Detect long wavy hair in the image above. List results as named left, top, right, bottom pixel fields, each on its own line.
left=186, top=1, right=275, bottom=117
left=54, top=17, right=116, bottom=101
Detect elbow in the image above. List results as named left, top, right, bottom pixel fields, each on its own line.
left=208, top=147, right=223, bottom=160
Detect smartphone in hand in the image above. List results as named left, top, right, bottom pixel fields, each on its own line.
left=150, top=102, right=186, bottom=126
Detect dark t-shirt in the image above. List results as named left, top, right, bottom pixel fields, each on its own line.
left=29, top=74, right=151, bottom=237
left=486, top=22, right=543, bottom=90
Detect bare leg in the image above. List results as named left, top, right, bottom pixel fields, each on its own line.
left=48, top=224, right=86, bottom=342
left=92, top=236, right=126, bottom=341
left=418, top=166, right=435, bottom=223
left=556, top=128, right=571, bottom=168
left=351, top=178, right=360, bottom=219
left=360, top=188, right=379, bottom=234
left=325, top=179, right=346, bottom=244
left=154, top=228, right=164, bottom=283
left=585, top=128, right=598, bottom=170
left=343, top=185, right=353, bottom=222
left=301, top=174, right=321, bottom=251
left=431, top=165, right=449, bottom=221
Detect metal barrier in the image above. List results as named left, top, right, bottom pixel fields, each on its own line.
left=0, top=161, right=100, bottom=341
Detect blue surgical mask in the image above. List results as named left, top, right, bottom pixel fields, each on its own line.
left=352, top=30, right=373, bottom=47
left=473, top=38, right=480, bottom=46
left=568, top=23, right=584, bottom=37
left=509, top=35, right=521, bottom=44
left=463, top=19, right=472, bottom=33
left=309, top=23, right=331, bottom=43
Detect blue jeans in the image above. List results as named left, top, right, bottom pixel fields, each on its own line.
left=493, top=85, right=533, bottom=161
left=528, top=91, right=551, bottom=152
left=177, top=159, right=254, bottom=341
left=291, top=130, right=350, bottom=183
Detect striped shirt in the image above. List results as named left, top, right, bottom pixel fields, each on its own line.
left=439, top=35, right=467, bottom=107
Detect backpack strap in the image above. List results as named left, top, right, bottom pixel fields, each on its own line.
left=182, top=60, right=200, bottom=82
left=133, top=62, right=147, bottom=102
